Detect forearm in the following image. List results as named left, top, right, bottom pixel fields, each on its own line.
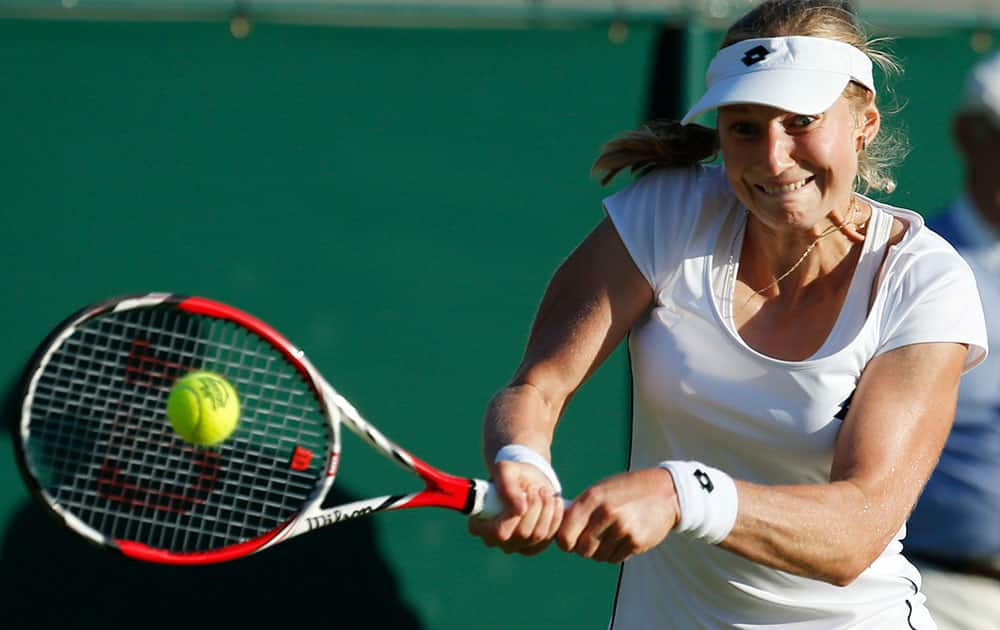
left=481, top=219, right=651, bottom=470
left=482, top=383, right=563, bottom=470
left=720, top=480, right=902, bottom=586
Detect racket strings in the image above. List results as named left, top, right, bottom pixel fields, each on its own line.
left=24, top=306, right=334, bottom=554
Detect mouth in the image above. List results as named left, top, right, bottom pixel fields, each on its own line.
left=755, top=176, right=815, bottom=195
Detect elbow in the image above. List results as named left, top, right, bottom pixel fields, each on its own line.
left=819, top=546, right=884, bottom=587
left=826, top=564, right=865, bottom=588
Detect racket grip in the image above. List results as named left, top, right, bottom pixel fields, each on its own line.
left=471, top=479, right=571, bottom=519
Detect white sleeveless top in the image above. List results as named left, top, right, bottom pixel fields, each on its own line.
left=602, top=165, right=987, bottom=630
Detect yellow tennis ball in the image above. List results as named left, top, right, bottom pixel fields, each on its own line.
left=166, top=371, right=240, bottom=446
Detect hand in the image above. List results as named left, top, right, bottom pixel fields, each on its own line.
left=467, top=460, right=564, bottom=556
left=557, top=467, right=680, bottom=564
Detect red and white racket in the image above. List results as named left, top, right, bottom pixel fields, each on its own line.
left=14, top=293, right=505, bottom=565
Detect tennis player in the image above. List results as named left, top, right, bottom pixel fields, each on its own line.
left=468, top=1, right=988, bottom=628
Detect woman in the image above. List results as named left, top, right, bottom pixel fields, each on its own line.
left=469, top=1, right=987, bottom=628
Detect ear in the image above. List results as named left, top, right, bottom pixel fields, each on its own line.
left=857, top=97, right=881, bottom=152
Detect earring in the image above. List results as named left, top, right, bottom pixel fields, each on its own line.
left=860, top=136, right=868, bottom=152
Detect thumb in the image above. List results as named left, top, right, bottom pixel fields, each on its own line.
left=493, top=461, right=530, bottom=517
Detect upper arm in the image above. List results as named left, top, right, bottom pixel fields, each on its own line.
left=825, top=228, right=987, bottom=563
left=831, top=341, right=967, bottom=545
left=512, top=218, right=653, bottom=410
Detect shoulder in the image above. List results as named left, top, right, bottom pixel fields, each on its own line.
left=874, top=201, right=963, bottom=267
left=872, top=201, right=987, bottom=371
left=602, top=165, right=736, bottom=289
left=874, top=199, right=980, bottom=324
left=603, top=164, right=737, bottom=239
left=603, top=164, right=729, bottom=207
left=602, top=165, right=733, bottom=234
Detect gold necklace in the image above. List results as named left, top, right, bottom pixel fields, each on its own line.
left=742, top=196, right=863, bottom=305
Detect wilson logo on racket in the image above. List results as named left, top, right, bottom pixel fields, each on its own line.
left=100, top=351, right=222, bottom=516
left=306, top=504, right=379, bottom=530
left=97, top=451, right=220, bottom=514
left=124, top=339, right=188, bottom=388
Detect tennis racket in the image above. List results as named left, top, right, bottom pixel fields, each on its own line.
left=13, top=293, right=508, bottom=565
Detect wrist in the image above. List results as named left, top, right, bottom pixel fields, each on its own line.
left=495, top=444, right=562, bottom=495
left=658, top=460, right=738, bottom=545
left=653, top=466, right=683, bottom=519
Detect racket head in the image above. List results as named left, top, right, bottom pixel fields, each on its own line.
left=14, top=293, right=340, bottom=564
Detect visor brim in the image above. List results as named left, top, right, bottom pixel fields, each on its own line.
left=681, top=69, right=852, bottom=125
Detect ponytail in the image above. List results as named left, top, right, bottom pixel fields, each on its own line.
left=592, top=119, right=719, bottom=187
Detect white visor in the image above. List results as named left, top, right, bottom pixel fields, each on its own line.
left=681, top=36, right=875, bottom=125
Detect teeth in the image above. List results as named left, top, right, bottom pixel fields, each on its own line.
left=761, top=179, right=809, bottom=194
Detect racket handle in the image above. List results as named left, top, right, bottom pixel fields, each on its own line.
left=472, top=480, right=571, bottom=519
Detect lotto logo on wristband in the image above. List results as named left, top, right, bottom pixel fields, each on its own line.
left=661, top=460, right=737, bottom=544
left=694, top=469, right=714, bottom=493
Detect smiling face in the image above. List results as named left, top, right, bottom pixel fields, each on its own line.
left=718, top=94, right=877, bottom=234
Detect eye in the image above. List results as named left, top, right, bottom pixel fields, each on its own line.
left=788, top=114, right=818, bottom=129
left=727, top=121, right=759, bottom=138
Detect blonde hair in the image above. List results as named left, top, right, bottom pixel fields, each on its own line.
left=593, top=0, right=906, bottom=194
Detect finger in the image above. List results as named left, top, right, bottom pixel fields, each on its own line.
left=521, top=487, right=562, bottom=547
left=591, top=540, right=617, bottom=563
left=556, top=500, right=584, bottom=552
left=557, top=496, right=598, bottom=552
left=467, top=511, right=506, bottom=548
left=515, top=537, right=555, bottom=557
left=469, top=508, right=530, bottom=549
left=576, top=521, right=608, bottom=559
left=590, top=518, right=636, bottom=563
left=485, top=487, right=547, bottom=554
left=575, top=533, right=602, bottom=559
left=509, top=490, right=563, bottom=556
left=589, top=522, right=621, bottom=563
left=571, top=505, right=617, bottom=559
left=493, top=462, right=529, bottom=517
left=494, top=513, right=525, bottom=548
left=605, top=535, right=636, bottom=565
left=513, top=487, right=544, bottom=543
left=539, top=489, right=565, bottom=541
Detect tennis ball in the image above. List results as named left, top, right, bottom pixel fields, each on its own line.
left=166, top=371, right=240, bottom=446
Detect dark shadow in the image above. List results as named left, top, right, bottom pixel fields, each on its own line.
left=0, top=490, right=423, bottom=629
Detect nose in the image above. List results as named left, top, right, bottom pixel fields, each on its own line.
left=761, top=125, right=795, bottom=174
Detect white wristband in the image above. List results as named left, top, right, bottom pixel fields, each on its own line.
left=494, top=444, right=562, bottom=495
left=659, top=460, right=738, bottom=545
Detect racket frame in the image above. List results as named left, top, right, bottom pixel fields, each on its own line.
left=15, top=293, right=498, bottom=565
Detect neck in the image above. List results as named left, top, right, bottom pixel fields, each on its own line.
left=738, top=197, right=869, bottom=306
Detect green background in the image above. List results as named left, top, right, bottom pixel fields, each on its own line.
left=0, top=12, right=992, bottom=629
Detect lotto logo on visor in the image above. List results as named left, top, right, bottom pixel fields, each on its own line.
left=741, top=45, right=770, bottom=67
left=681, top=35, right=876, bottom=125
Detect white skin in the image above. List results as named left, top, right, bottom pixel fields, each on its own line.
left=467, top=89, right=969, bottom=585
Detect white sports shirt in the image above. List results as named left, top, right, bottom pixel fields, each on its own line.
left=603, top=165, right=987, bottom=630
